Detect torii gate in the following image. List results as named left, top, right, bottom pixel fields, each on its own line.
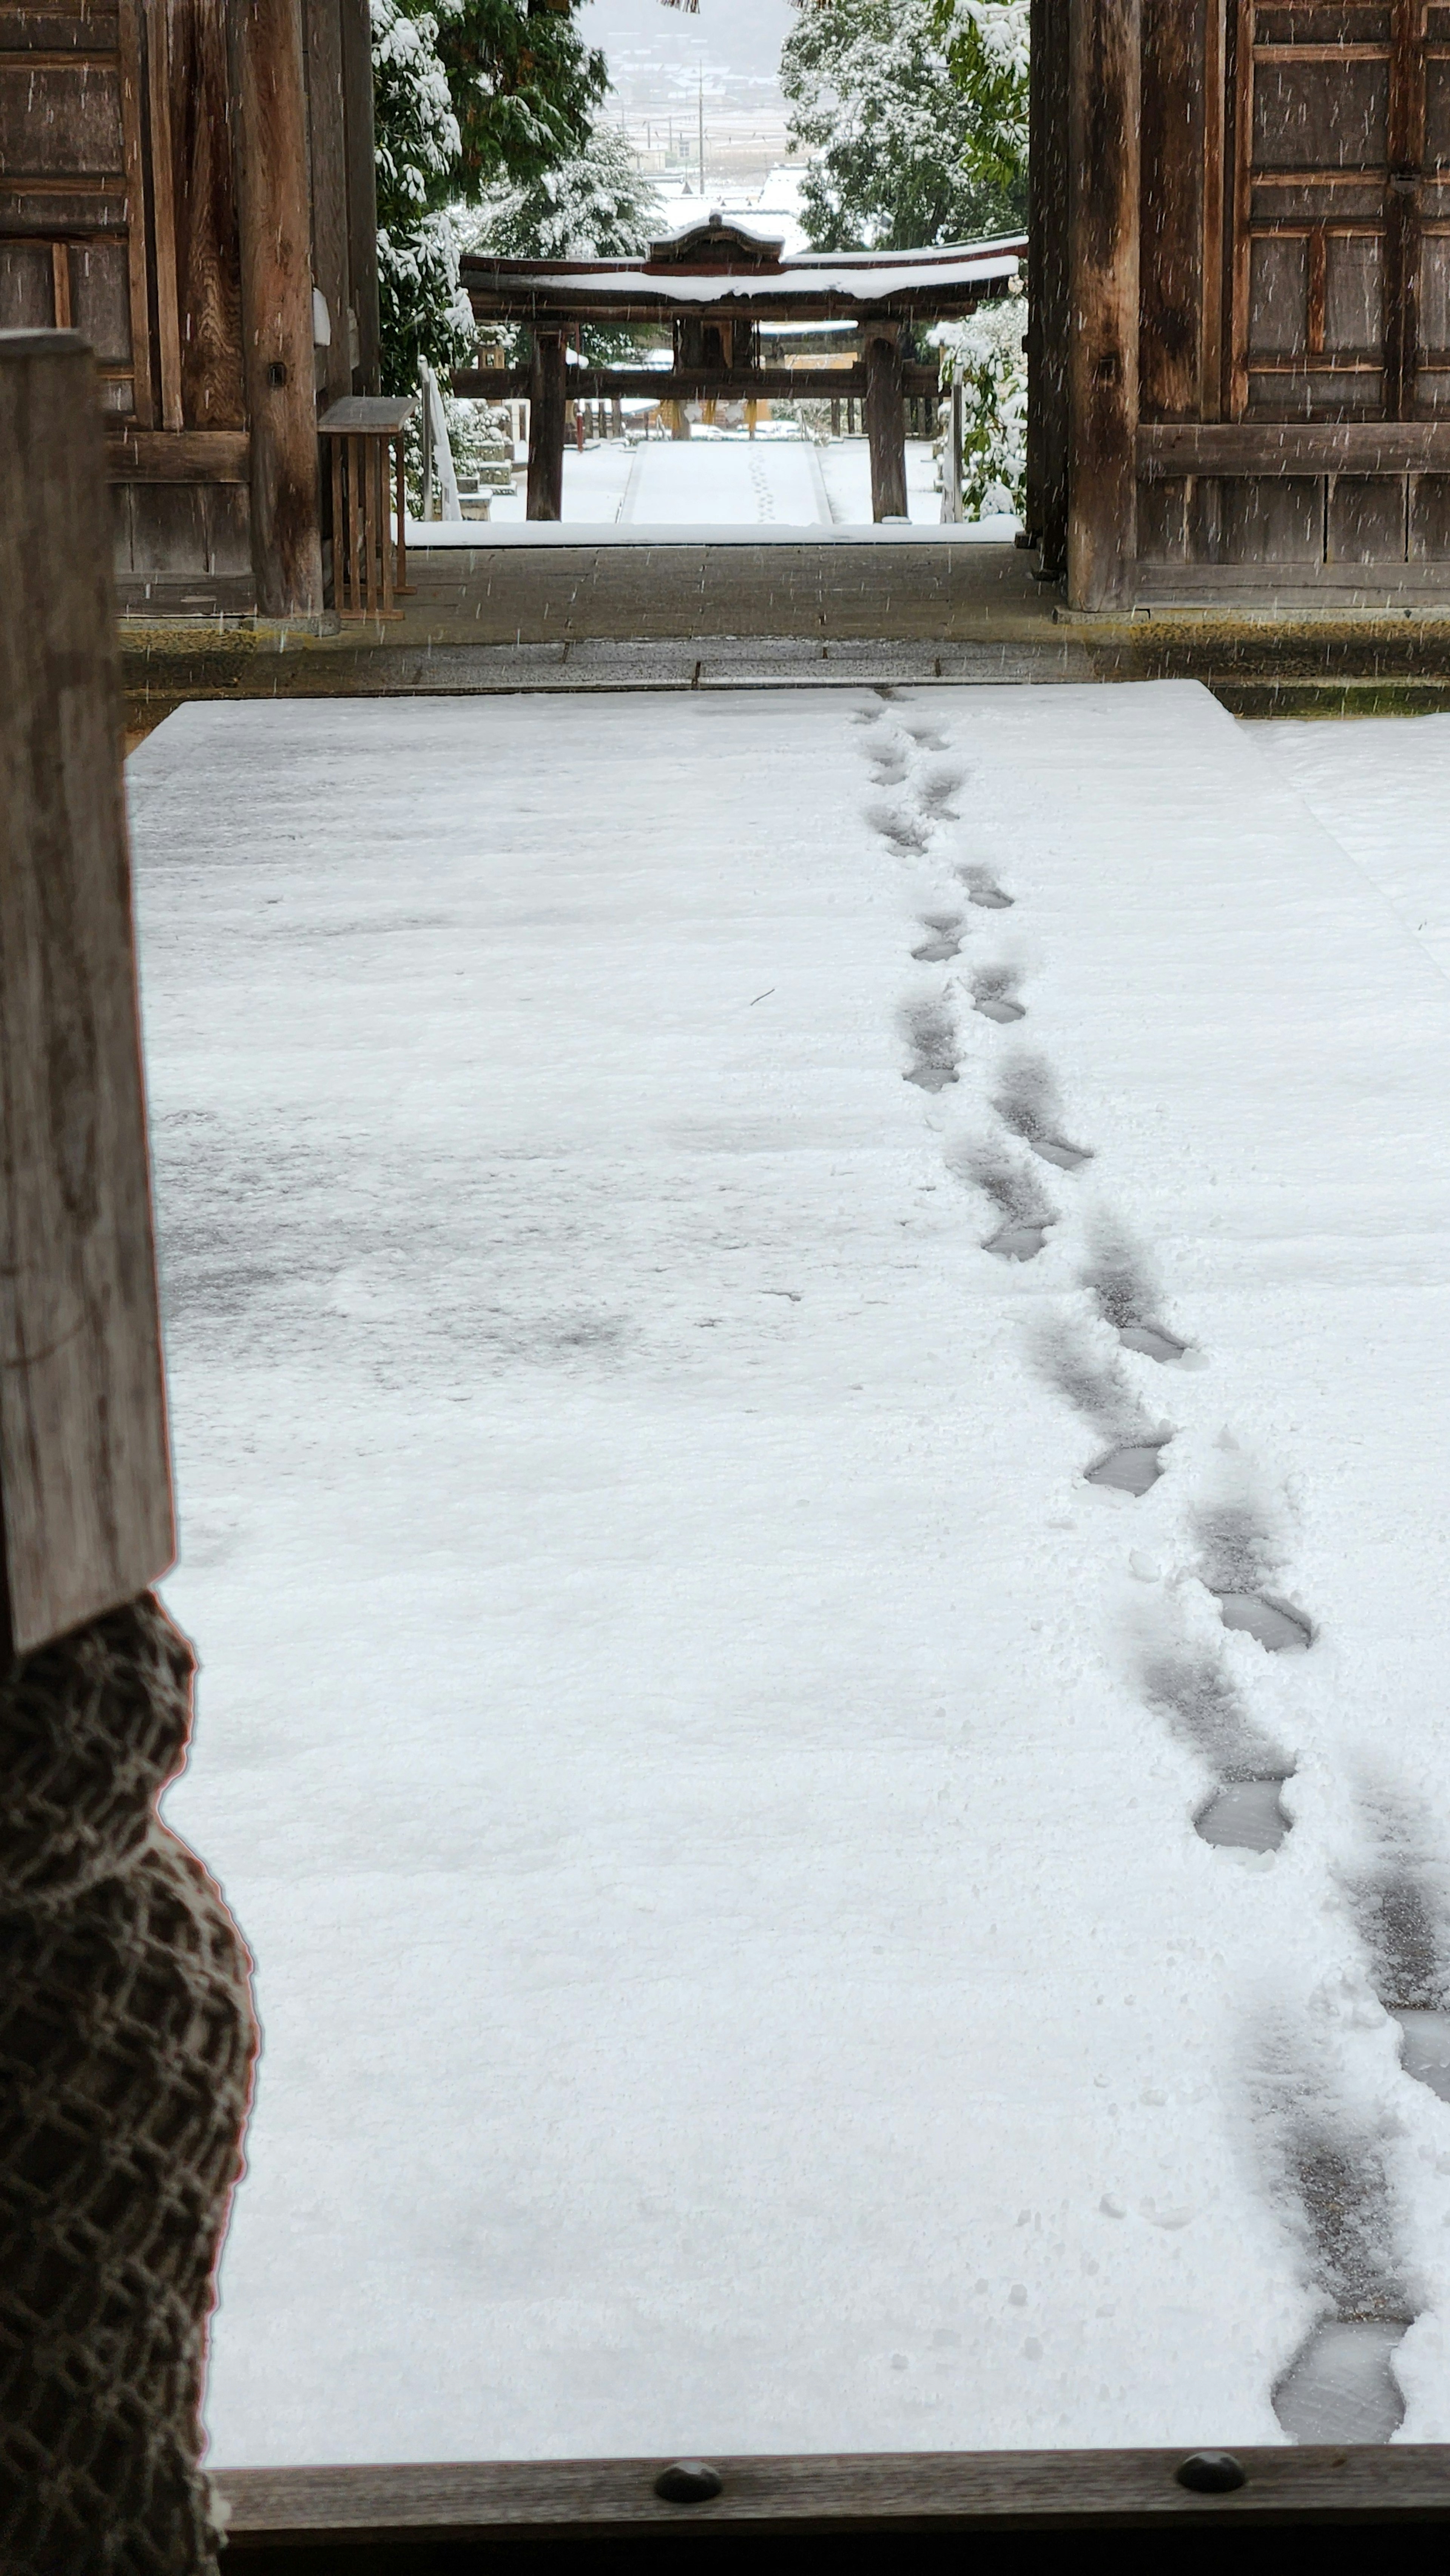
left=457, top=217, right=1024, bottom=524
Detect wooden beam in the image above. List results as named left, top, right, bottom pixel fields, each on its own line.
left=338, top=0, right=379, bottom=392
left=1066, top=0, right=1142, bottom=610
left=526, top=330, right=567, bottom=521
left=105, top=428, right=250, bottom=482
left=453, top=367, right=942, bottom=402
left=862, top=326, right=907, bottom=520
left=0, top=330, right=174, bottom=1660
left=230, top=0, right=323, bottom=614
left=1139, top=420, right=1450, bottom=476
left=215, top=2448, right=1450, bottom=2552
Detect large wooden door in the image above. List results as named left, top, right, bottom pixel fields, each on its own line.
left=1231, top=0, right=1450, bottom=420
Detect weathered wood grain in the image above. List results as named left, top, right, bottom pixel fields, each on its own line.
left=304, top=0, right=354, bottom=413
left=1140, top=417, right=1450, bottom=471
left=231, top=0, right=323, bottom=612
left=339, top=0, right=379, bottom=390
left=0, top=331, right=173, bottom=1659
left=527, top=330, right=567, bottom=520
left=215, top=2448, right=1450, bottom=2547
left=1140, top=0, right=1207, bottom=421
left=106, top=425, right=250, bottom=480
left=143, top=0, right=183, bottom=428
left=170, top=0, right=247, bottom=430
left=862, top=326, right=908, bottom=520
left=1067, top=0, right=1142, bottom=607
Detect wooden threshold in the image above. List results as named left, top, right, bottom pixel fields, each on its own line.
left=216, top=2448, right=1450, bottom=2554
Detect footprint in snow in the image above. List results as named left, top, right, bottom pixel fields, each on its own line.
left=1260, top=2111, right=1415, bottom=2445
left=1086, top=1442, right=1171, bottom=1496
left=868, top=798, right=932, bottom=857
left=971, top=965, right=1027, bottom=1025
left=1081, top=1221, right=1197, bottom=1365
left=899, top=995, right=960, bottom=1093
left=958, top=863, right=1014, bottom=911
left=912, top=912, right=964, bottom=963
left=946, top=1139, right=1056, bottom=1262
left=919, top=761, right=964, bottom=818
left=1032, top=1323, right=1172, bottom=1494
left=1345, top=1787, right=1450, bottom=2102
left=1141, top=1655, right=1295, bottom=1852
left=1194, top=1503, right=1313, bottom=1653
left=992, top=1058, right=1094, bottom=1171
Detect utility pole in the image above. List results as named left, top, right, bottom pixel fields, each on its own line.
left=698, top=63, right=705, bottom=198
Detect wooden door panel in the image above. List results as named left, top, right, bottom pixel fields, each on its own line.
left=0, top=239, right=56, bottom=326
left=1232, top=0, right=1432, bottom=420
left=0, top=63, right=124, bottom=175
left=1249, top=229, right=1311, bottom=346
left=1253, top=53, right=1390, bottom=165
left=0, top=0, right=150, bottom=422
left=1326, top=230, right=1385, bottom=349
left=71, top=238, right=133, bottom=362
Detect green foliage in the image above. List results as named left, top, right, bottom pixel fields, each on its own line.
left=461, top=119, right=660, bottom=363
left=781, top=0, right=1029, bottom=253
left=933, top=290, right=1027, bottom=517
left=372, top=0, right=607, bottom=392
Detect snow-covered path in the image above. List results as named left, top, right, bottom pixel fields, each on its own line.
left=125, top=684, right=1450, bottom=2466
left=475, top=432, right=946, bottom=528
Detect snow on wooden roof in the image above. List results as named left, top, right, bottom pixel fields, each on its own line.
left=461, top=221, right=1026, bottom=325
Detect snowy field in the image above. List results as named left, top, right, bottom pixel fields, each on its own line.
left=126, top=685, right=1450, bottom=2467
left=420, top=433, right=970, bottom=534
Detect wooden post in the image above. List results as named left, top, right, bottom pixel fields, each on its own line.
left=1386, top=0, right=1427, bottom=422
left=1027, top=0, right=1072, bottom=563
left=527, top=330, right=567, bottom=519
left=1066, top=0, right=1141, bottom=610
left=862, top=324, right=907, bottom=520
left=942, top=377, right=966, bottom=522
left=304, top=0, right=355, bottom=414
left=339, top=0, right=380, bottom=391
left=231, top=0, right=324, bottom=614
left=0, top=332, right=173, bottom=1660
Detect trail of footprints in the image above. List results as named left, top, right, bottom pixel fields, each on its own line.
left=856, top=690, right=1446, bottom=2446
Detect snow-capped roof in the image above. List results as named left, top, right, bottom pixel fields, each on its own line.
left=461, top=223, right=1026, bottom=324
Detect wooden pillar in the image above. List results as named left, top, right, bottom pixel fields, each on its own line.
left=1386, top=0, right=1427, bottom=422
left=339, top=0, right=380, bottom=391
left=303, top=0, right=354, bottom=413
left=862, top=325, right=907, bottom=520
left=0, top=331, right=173, bottom=1658
left=231, top=0, right=324, bottom=614
left=527, top=330, right=566, bottom=520
left=1066, top=0, right=1141, bottom=610
left=1027, top=0, right=1072, bottom=566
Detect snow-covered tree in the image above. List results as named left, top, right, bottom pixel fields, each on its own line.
left=780, top=0, right=1029, bottom=252
left=372, top=0, right=608, bottom=391
left=933, top=287, right=1027, bottom=519
left=464, top=121, right=660, bottom=262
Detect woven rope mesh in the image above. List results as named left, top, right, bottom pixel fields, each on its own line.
left=0, top=1597, right=257, bottom=2576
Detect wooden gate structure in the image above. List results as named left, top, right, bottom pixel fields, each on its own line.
left=1030, top=0, right=1450, bottom=609
left=6, top=3, right=1450, bottom=627
left=0, top=0, right=380, bottom=618
left=456, top=218, right=1024, bottom=526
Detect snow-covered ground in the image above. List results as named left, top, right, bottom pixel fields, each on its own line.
left=126, top=685, right=1450, bottom=2468
left=422, top=434, right=986, bottom=536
